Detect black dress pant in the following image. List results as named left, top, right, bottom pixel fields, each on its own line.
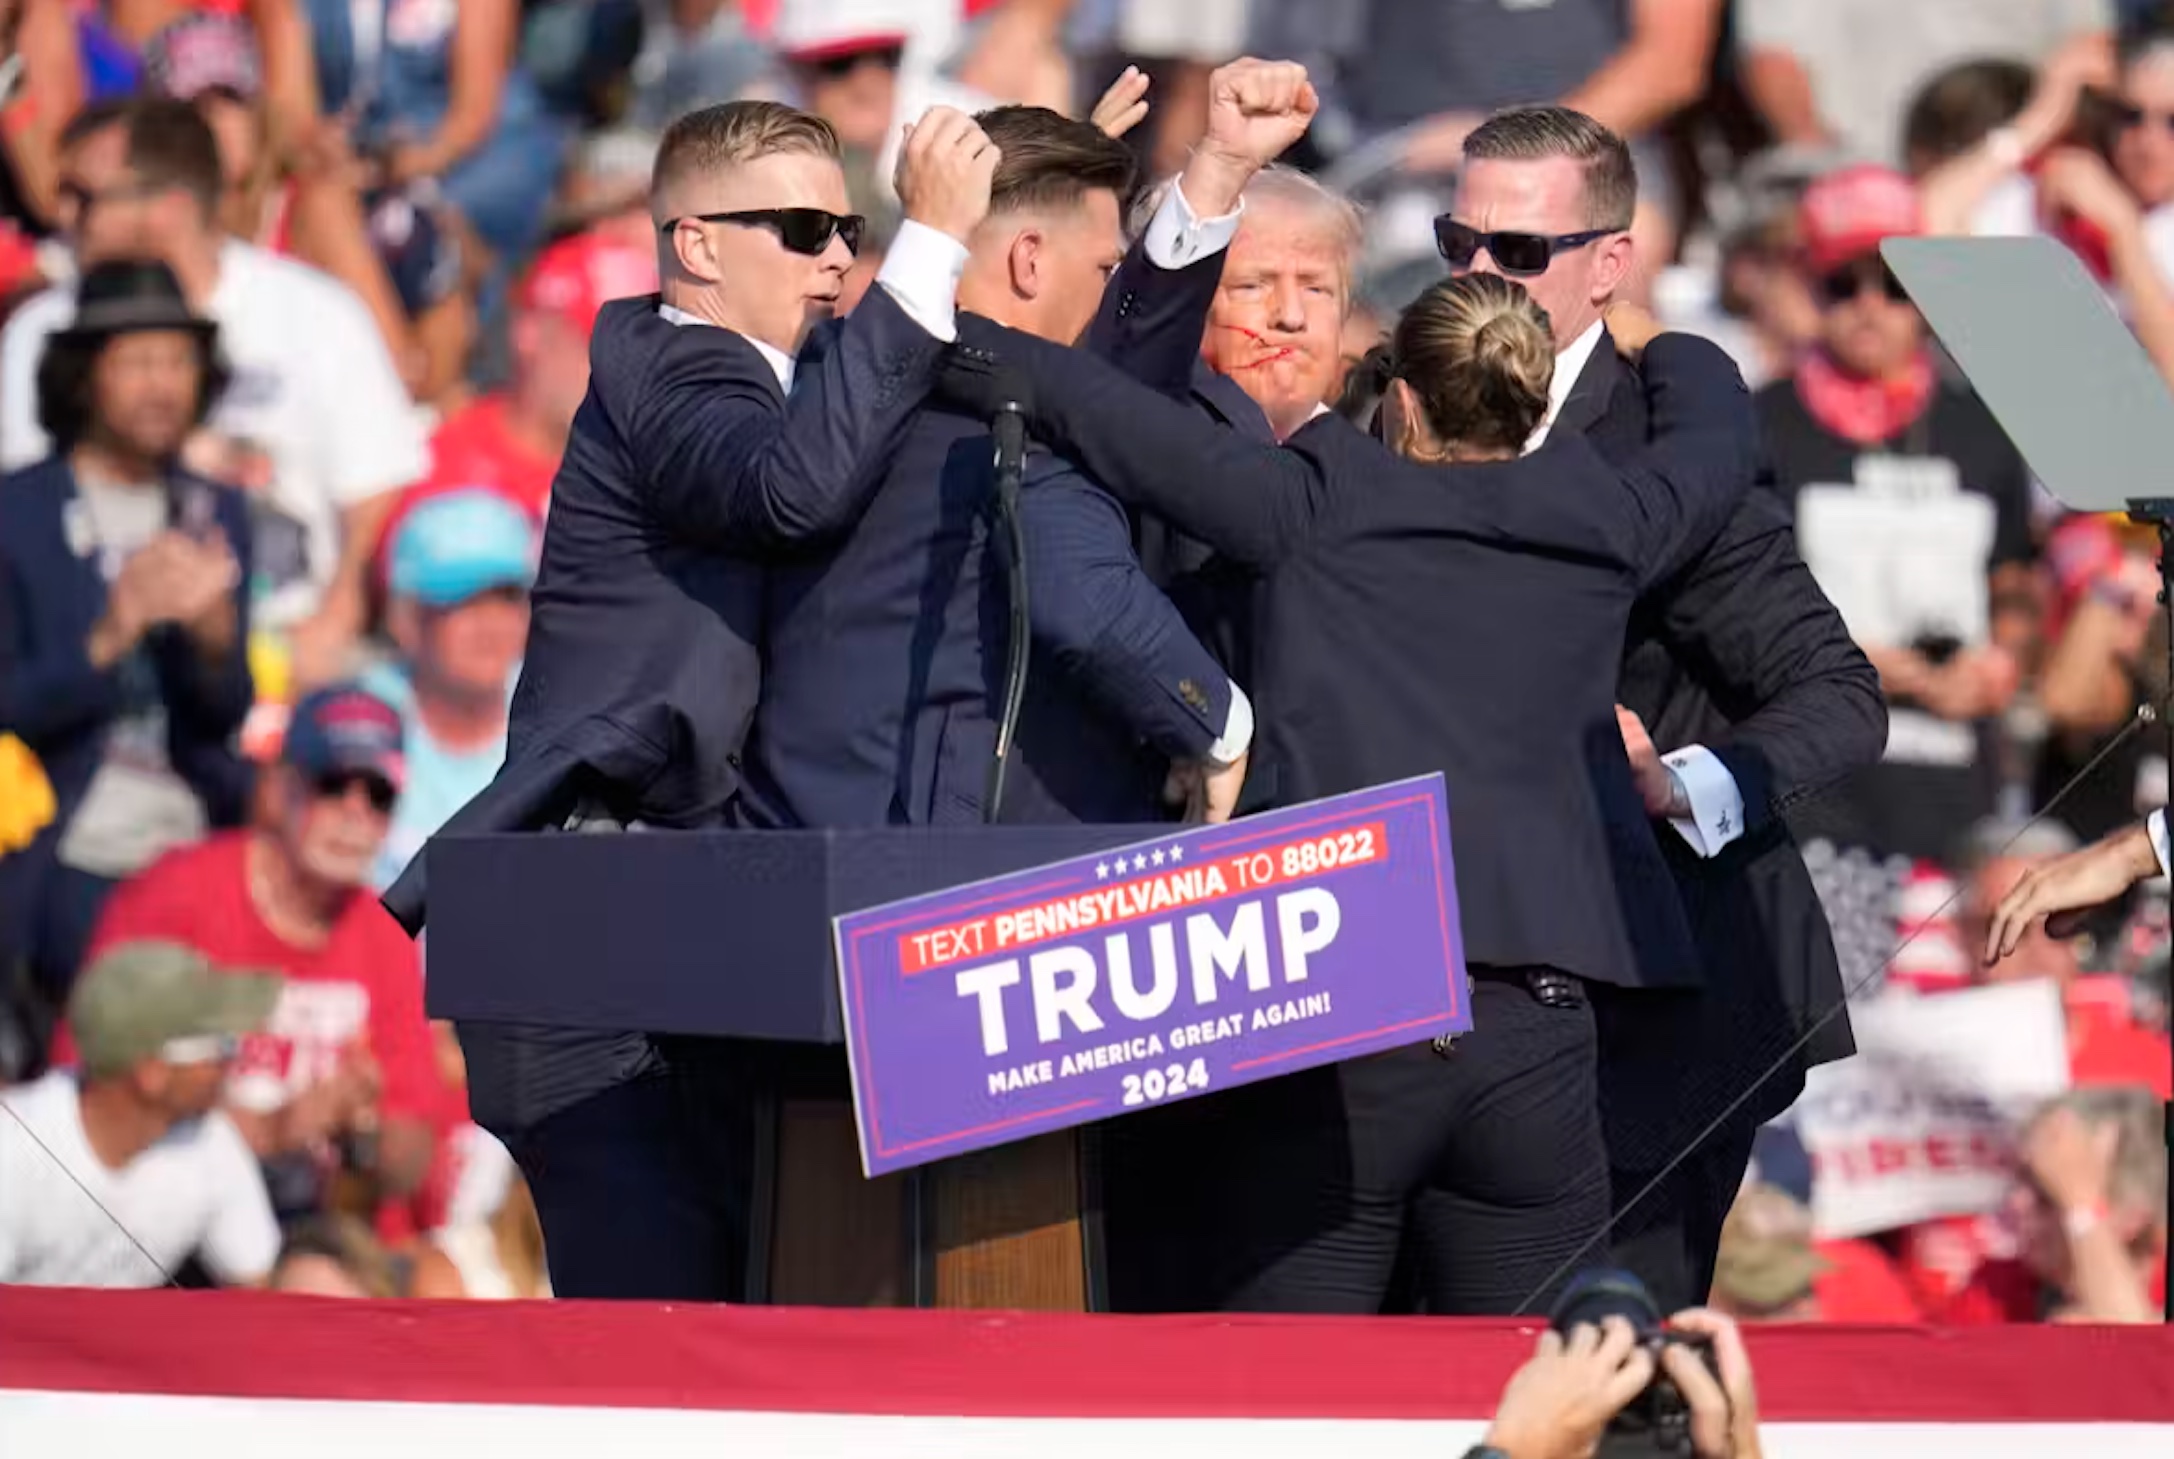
left=1607, top=1121, right=1761, bottom=1314
left=508, top=1061, right=753, bottom=1301
left=1106, top=967, right=1610, bottom=1315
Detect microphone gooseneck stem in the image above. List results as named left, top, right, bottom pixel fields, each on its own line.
left=986, top=402, right=1031, bottom=824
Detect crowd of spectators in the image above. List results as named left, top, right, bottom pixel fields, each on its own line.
left=0, top=0, right=2168, bottom=1317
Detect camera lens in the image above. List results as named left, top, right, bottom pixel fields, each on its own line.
left=1549, top=1266, right=1663, bottom=1340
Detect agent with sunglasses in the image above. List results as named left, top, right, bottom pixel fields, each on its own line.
left=1425, top=109, right=1885, bottom=1318
left=379, top=98, right=998, bottom=1303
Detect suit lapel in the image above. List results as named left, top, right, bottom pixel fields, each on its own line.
left=1552, top=326, right=1624, bottom=440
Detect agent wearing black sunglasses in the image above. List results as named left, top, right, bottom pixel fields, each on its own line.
left=380, top=98, right=1001, bottom=1306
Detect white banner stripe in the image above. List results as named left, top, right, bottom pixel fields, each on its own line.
left=2, top=1394, right=2171, bottom=1459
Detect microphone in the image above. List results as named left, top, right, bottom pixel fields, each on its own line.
left=985, top=400, right=1031, bottom=823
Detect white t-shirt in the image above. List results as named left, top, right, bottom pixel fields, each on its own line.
left=0, top=1071, right=279, bottom=1288
left=0, top=241, right=430, bottom=629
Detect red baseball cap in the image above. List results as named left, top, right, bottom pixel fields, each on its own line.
left=1798, top=164, right=1924, bottom=276
left=517, top=232, right=658, bottom=342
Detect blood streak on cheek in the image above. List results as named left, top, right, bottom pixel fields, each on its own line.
left=1218, top=323, right=1297, bottom=370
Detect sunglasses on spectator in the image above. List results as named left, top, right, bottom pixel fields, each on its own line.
left=1819, top=261, right=1911, bottom=306
left=313, top=769, right=398, bottom=814
left=2108, top=99, right=2174, bottom=137
left=799, top=44, right=905, bottom=80
left=159, top=1033, right=241, bottom=1066
left=663, top=208, right=865, bottom=257
left=1433, top=218, right=1618, bottom=276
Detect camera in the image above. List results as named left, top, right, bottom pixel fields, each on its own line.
left=1550, top=1268, right=1719, bottom=1458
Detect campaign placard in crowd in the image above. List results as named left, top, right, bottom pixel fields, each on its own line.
left=1794, top=979, right=2071, bottom=1239
left=833, top=777, right=1468, bottom=1176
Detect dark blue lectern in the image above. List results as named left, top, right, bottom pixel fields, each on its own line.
left=424, top=826, right=1143, bottom=1309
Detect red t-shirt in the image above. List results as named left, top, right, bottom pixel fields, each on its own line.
left=371, top=395, right=558, bottom=585
left=60, top=833, right=440, bottom=1124
left=1811, top=1237, right=1927, bottom=1322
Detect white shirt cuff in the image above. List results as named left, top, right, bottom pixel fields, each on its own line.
left=1207, top=681, right=1254, bottom=766
left=2150, top=808, right=2169, bottom=879
left=1142, top=178, right=1245, bottom=270
left=875, top=219, right=970, bottom=342
left=1661, top=745, right=1746, bottom=859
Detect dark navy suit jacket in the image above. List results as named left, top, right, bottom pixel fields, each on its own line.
left=0, top=457, right=254, bottom=964
left=957, top=315, right=1757, bottom=991
left=382, top=285, right=945, bottom=933
left=387, top=285, right=944, bottom=1136
left=744, top=402, right=1232, bottom=830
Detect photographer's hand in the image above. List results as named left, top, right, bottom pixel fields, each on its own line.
left=1661, top=1310, right=1764, bottom=1459
left=1483, top=1317, right=1656, bottom=1459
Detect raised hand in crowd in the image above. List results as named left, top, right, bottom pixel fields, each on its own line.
left=1091, top=65, right=1153, bottom=142
left=2019, top=1102, right=2160, bottom=1324
left=1986, top=817, right=2163, bottom=960
left=1183, top=58, right=1321, bottom=216
left=1479, top=1316, right=1657, bottom=1459
left=1662, top=1309, right=1766, bottom=1459
left=894, top=106, right=1003, bottom=246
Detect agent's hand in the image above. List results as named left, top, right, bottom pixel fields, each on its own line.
left=1092, top=65, right=1152, bottom=141
left=1616, top=706, right=1685, bottom=820
left=1483, top=1317, right=1657, bottom=1459
left=1985, top=818, right=2162, bottom=961
left=895, top=106, right=1002, bottom=245
left=1662, top=1309, right=1764, bottom=1459
left=1183, top=59, right=1319, bottom=216
left=1603, top=301, right=1663, bottom=359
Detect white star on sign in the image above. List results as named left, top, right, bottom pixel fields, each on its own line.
left=1132, top=854, right=1148, bottom=872
left=1169, top=846, right=1184, bottom=863
left=1151, top=848, right=1165, bottom=866
left=1095, top=861, right=1110, bottom=880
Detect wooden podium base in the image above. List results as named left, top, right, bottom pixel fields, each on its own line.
left=757, top=1099, right=1097, bottom=1310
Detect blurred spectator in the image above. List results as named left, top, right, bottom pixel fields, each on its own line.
left=61, top=683, right=439, bottom=1220
left=0, top=96, right=428, bottom=688
left=0, top=0, right=51, bottom=301
left=373, top=229, right=653, bottom=569
left=300, top=0, right=571, bottom=277
left=269, top=1209, right=466, bottom=1296
left=623, top=0, right=775, bottom=134
left=0, top=939, right=280, bottom=1288
left=143, top=12, right=472, bottom=409
left=1918, top=29, right=2174, bottom=385
left=2010, top=1086, right=2168, bottom=1321
left=1711, top=1182, right=1828, bottom=1320
left=549, top=124, right=658, bottom=255
left=0, top=258, right=252, bottom=1018
left=1761, top=166, right=2036, bottom=870
left=1738, top=0, right=2116, bottom=169
left=363, top=489, right=534, bottom=892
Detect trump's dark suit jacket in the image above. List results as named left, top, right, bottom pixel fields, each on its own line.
left=955, top=321, right=1756, bottom=991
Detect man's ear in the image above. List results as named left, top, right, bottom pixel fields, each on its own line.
left=1006, top=228, right=1044, bottom=302
left=1591, top=230, right=1636, bottom=307
left=669, top=220, right=722, bottom=284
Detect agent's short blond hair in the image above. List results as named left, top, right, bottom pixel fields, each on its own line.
left=651, top=100, right=841, bottom=207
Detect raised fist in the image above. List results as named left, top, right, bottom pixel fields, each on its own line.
left=895, top=106, right=1002, bottom=245
left=1200, top=59, right=1319, bottom=174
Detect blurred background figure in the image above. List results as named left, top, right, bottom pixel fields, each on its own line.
left=2006, top=1085, right=2167, bottom=1321
left=363, top=489, right=535, bottom=894
left=0, top=940, right=280, bottom=1289
left=0, top=258, right=251, bottom=1048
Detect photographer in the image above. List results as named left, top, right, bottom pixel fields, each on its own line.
left=1473, top=1309, right=1764, bottom=1459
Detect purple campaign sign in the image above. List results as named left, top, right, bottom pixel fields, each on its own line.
left=833, top=775, right=1469, bottom=1177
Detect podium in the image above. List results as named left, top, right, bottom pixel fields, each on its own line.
left=424, top=825, right=1145, bottom=1310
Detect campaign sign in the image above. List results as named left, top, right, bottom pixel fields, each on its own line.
left=833, top=775, right=1468, bottom=1177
